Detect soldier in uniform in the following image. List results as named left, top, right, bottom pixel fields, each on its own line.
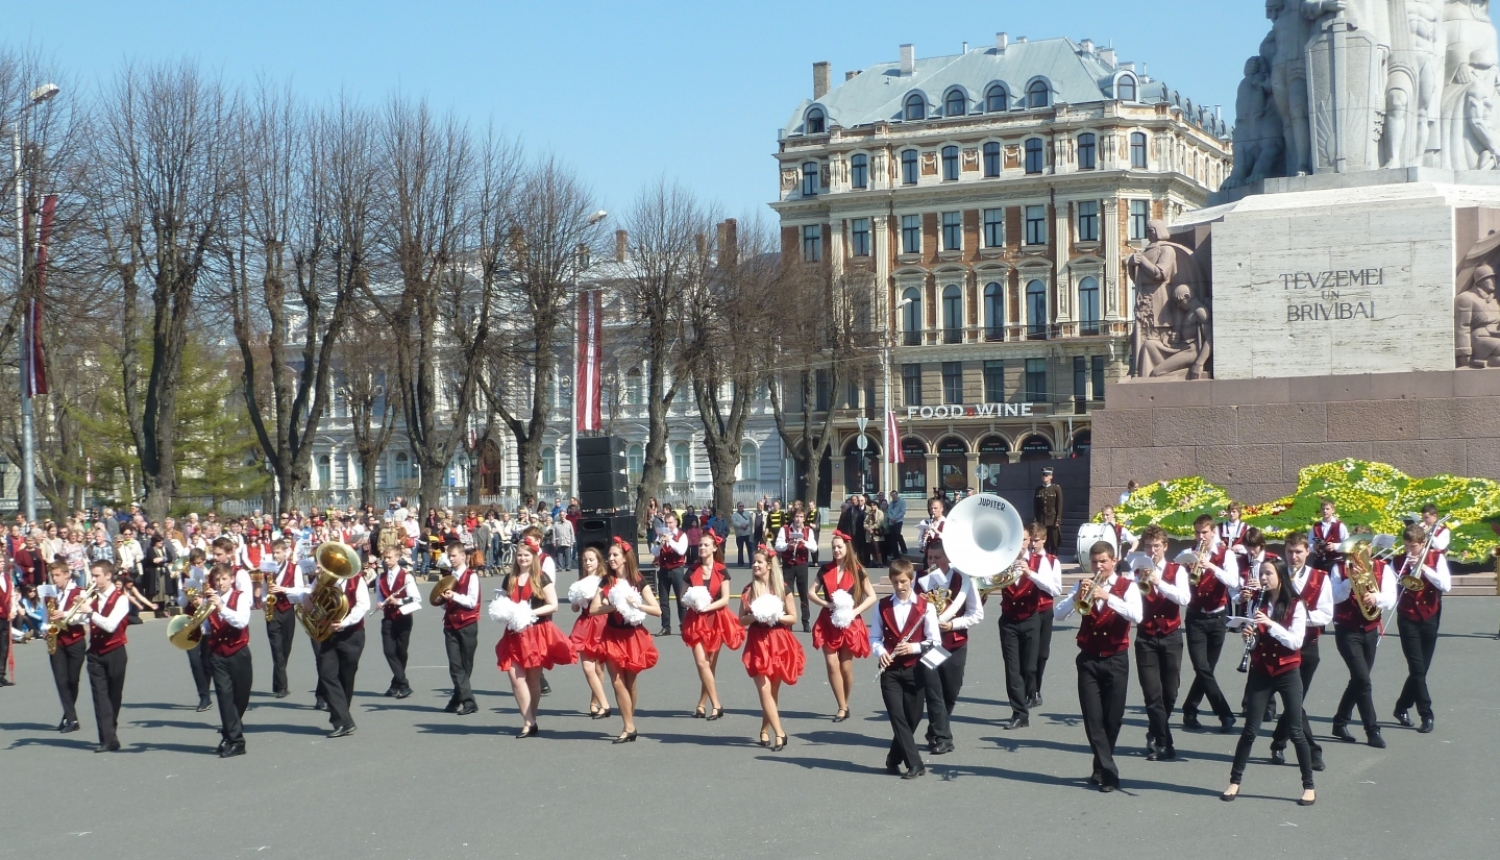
left=1033, top=467, right=1064, bottom=555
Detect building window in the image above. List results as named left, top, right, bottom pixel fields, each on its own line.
left=815, top=370, right=831, bottom=411
left=983, top=282, right=1004, bottom=340
left=983, top=208, right=1004, bottom=248
left=1074, top=356, right=1088, bottom=410
left=801, top=162, right=818, bottom=196
left=983, top=360, right=1005, bottom=401
left=901, top=214, right=921, bottom=254
left=671, top=441, right=689, bottom=483
left=1024, top=138, right=1044, bottom=174
left=1077, top=132, right=1096, bottom=170
left=738, top=441, right=759, bottom=482
left=982, top=141, right=1001, bottom=177
left=901, top=287, right=922, bottom=346
left=1092, top=355, right=1106, bottom=401
left=851, top=218, right=870, bottom=256
left=393, top=452, right=410, bottom=484
left=1027, top=79, right=1050, bottom=108
left=1130, top=132, right=1148, bottom=168
left=942, top=361, right=963, bottom=404
left=1025, top=357, right=1048, bottom=402
left=985, top=84, right=1008, bottom=112
left=944, top=89, right=966, bottom=117
left=1026, top=279, right=1047, bottom=339
left=942, top=285, right=962, bottom=343
left=802, top=224, right=822, bottom=262
left=805, top=107, right=825, bottom=134
left=850, top=153, right=868, bottom=189
left=901, top=149, right=919, bottom=185
left=1077, top=200, right=1099, bottom=242
left=1024, top=205, right=1047, bottom=245
left=541, top=447, right=557, bottom=486
left=901, top=363, right=923, bottom=406
left=1129, top=200, right=1149, bottom=240
left=904, top=93, right=925, bottom=121
left=317, top=455, right=331, bottom=488
left=941, top=211, right=962, bottom=251
left=941, top=145, right=959, bottom=181
left=1079, top=276, right=1100, bottom=334
left=625, top=368, right=643, bottom=405
left=1117, top=74, right=1137, bottom=102
left=627, top=443, right=644, bottom=482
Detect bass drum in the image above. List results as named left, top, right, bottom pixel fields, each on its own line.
left=1075, top=523, right=1118, bottom=562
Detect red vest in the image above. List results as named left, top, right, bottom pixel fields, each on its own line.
left=273, top=561, right=298, bottom=613
left=378, top=567, right=410, bottom=620
left=1333, top=560, right=1385, bottom=633
left=443, top=569, right=479, bottom=630
left=1217, top=520, right=1246, bottom=547
left=920, top=569, right=968, bottom=649
left=688, top=562, right=727, bottom=598
left=88, top=589, right=128, bottom=654
left=342, top=577, right=365, bottom=631
left=1312, top=521, right=1344, bottom=562
left=1076, top=576, right=1134, bottom=658
left=1034, top=553, right=1057, bottom=612
left=658, top=532, right=687, bottom=570
left=208, top=591, right=250, bottom=656
left=1249, top=603, right=1302, bottom=677
left=779, top=527, right=810, bottom=567
left=54, top=586, right=86, bottom=648
left=878, top=594, right=930, bottom=669
left=1290, top=566, right=1327, bottom=642
left=1001, top=553, right=1050, bottom=623
left=1187, top=547, right=1231, bottom=613
left=1395, top=550, right=1443, bottom=622
left=246, top=544, right=265, bottom=569
left=1138, top=562, right=1184, bottom=637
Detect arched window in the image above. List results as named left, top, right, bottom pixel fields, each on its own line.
left=944, top=88, right=966, bottom=117
left=982, top=141, right=1001, bottom=177
left=671, top=441, right=690, bottom=483
left=738, top=441, right=759, bottom=483
left=942, top=285, right=963, bottom=343
left=393, top=452, right=410, bottom=484
left=1027, top=79, right=1050, bottom=109
left=1024, top=138, right=1044, bottom=174
left=1117, top=74, right=1137, bottom=102
left=850, top=153, right=868, bottom=189
left=1078, top=277, right=1100, bottom=334
left=901, top=149, right=919, bottom=185
left=1077, top=132, right=1096, bottom=170
left=941, top=145, right=959, bottom=181
left=625, top=368, right=643, bottom=405
left=801, top=161, right=818, bottom=196
left=541, top=447, right=557, bottom=486
left=904, top=93, right=926, bottom=121
left=805, top=107, right=826, bottom=134
left=901, top=287, right=922, bottom=346
left=1026, top=279, right=1048, bottom=339
left=983, top=282, right=1005, bottom=341
left=317, top=455, right=331, bottom=488
left=1130, top=132, right=1148, bottom=168
left=985, top=84, right=1008, bottom=112
left=626, top=443, right=644, bottom=482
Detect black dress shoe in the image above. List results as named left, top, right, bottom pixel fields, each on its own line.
left=383, top=686, right=398, bottom=697
left=395, top=687, right=413, bottom=699
left=770, top=734, right=787, bottom=752
left=0, top=677, right=13, bottom=686
left=540, top=677, right=552, bottom=696
left=1220, top=715, right=1238, bottom=734
left=61, top=720, right=80, bottom=734
left=1311, top=749, right=1325, bottom=772
left=56, top=718, right=68, bottom=732
left=314, top=699, right=329, bottom=712
left=1086, top=772, right=1101, bottom=786
left=1158, top=745, right=1177, bottom=761
left=1367, top=728, right=1387, bottom=749
left=216, top=738, right=228, bottom=754
left=932, top=741, right=954, bottom=755
left=1393, top=708, right=1413, bottom=728
left=327, top=725, right=357, bottom=739
left=1099, top=783, right=1116, bottom=793
left=220, top=742, right=246, bottom=758
left=1003, top=716, right=1029, bottom=731
left=832, top=709, right=849, bottom=723
left=196, top=698, right=213, bottom=712
left=612, top=731, right=638, bottom=744
left=94, top=741, right=121, bottom=753
left=1269, top=747, right=1286, bottom=766
left=1145, top=747, right=1159, bottom=762
left=886, top=761, right=902, bottom=775
left=443, top=701, right=459, bottom=713
left=1032, top=692, right=1043, bottom=708
left=517, top=725, right=539, bottom=739
left=801, top=624, right=810, bottom=633
left=1182, top=712, right=1202, bottom=731
left=1418, top=717, right=1435, bottom=734
left=273, top=690, right=289, bottom=699
left=655, top=629, right=671, bottom=637
left=456, top=703, right=478, bottom=716
left=1332, top=722, right=1357, bottom=743
left=901, top=764, right=926, bottom=780
left=706, top=707, right=724, bottom=721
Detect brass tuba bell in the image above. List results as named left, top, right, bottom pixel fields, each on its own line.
left=296, top=541, right=361, bottom=643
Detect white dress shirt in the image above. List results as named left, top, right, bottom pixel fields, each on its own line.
left=1330, top=561, right=1399, bottom=612
left=1150, top=558, right=1193, bottom=607
left=90, top=585, right=129, bottom=633
left=1308, top=519, right=1348, bottom=550
left=917, top=517, right=945, bottom=548
left=1427, top=524, right=1451, bottom=553
left=380, top=565, right=422, bottom=614
left=39, top=583, right=88, bottom=630
left=773, top=526, right=817, bottom=556
left=916, top=568, right=983, bottom=630
left=1405, top=552, right=1453, bottom=593
left=214, top=589, right=252, bottom=630
left=179, top=565, right=254, bottom=604
left=1286, top=564, right=1335, bottom=627
left=446, top=565, right=478, bottom=609
left=334, top=580, right=370, bottom=632
left=1054, top=573, right=1144, bottom=623
left=655, top=531, right=688, bottom=561
left=868, top=593, right=940, bottom=659
left=1263, top=601, right=1308, bottom=651
left=1022, top=551, right=1064, bottom=597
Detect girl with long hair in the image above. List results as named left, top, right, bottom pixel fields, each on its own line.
left=681, top=532, right=745, bottom=719
left=809, top=530, right=876, bottom=721
left=739, top=546, right=805, bottom=750
left=589, top=537, right=662, bottom=743
left=568, top=546, right=612, bottom=718
left=492, top=536, right=575, bottom=738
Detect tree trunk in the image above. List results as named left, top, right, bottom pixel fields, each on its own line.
left=515, top=435, right=543, bottom=508
left=417, top=454, right=446, bottom=516
left=358, top=449, right=382, bottom=509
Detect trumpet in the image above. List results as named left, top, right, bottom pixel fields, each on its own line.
left=1075, top=566, right=1109, bottom=616
left=1123, top=552, right=1156, bottom=596
left=1179, top=535, right=1212, bottom=587
left=43, top=586, right=99, bottom=656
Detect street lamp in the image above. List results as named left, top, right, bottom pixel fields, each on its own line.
left=13, top=82, right=61, bottom=522
left=881, top=295, right=914, bottom=496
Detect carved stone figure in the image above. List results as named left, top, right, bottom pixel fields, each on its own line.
left=1440, top=1, right=1500, bottom=169
left=1385, top=0, right=1446, bottom=168
left=1226, top=54, right=1287, bottom=187
left=1267, top=0, right=1317, bottom=174
left=1143, top=284, right=1214, bottom=380
left=1456, top=263, right=1500, bottom=366
left=1128, top=220, right=1211, bottom=379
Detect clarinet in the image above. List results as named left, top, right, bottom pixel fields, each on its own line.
left=1237, top=591, right=1271, bottom=674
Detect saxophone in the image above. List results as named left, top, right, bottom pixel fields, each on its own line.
left=42, top=595, right=59, bottom=655
left=45, top=586, right=100, bottom=656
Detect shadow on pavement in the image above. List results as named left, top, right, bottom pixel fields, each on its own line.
left=753, top=755, right=887, bottom=775
left=8, top=736, right=96, bottom=751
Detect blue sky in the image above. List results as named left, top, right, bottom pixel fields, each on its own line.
left=12, top=1, right=1266, bottom=217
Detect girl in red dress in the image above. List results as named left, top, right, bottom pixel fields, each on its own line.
left=681, top=532, right=745, bottom=719
left=568, top=546, right=611, bottom=719
left=588, top=537, right=662, bottom=743
left=493, top=536, right=576, bottom=738
left=740, top=546, right=805, bottom=750
left=810, top=530, right=876, bottom=722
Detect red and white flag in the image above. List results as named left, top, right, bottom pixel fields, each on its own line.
left=22, top=194, right=56, bottom=397
left=885, top=410, right=903, bottom=464
left=575, top=290, right=603, bottom=432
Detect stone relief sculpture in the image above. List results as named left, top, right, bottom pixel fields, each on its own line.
left=1225, top=52, right=1287, bottom=187
left=1128, top=220, right=1213, bottom=379
left=1456, top=227, right=1500, bottom=366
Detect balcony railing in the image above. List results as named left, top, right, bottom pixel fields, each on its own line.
left=896, top=320, right=1126, bottom=347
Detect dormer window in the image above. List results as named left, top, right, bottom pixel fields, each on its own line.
left=904, top=93, right=926, bottom=121
left=1116, top=74, right=1137, bottom=102
left=943, top=89, right=966, bottom=117
left=985, top=85, right=1008, bottom=112
left=1027, top=79, right=1050, bottom=109
left=805, top=107, right=826, bottom=134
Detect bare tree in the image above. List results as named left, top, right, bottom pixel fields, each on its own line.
left=337, top=310, right=401, bottom=508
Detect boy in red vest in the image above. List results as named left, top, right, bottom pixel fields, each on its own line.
left=206, top=564, right=252, bottom=758
left=85, top=560, right=130, bottom=753
left=870, top=558, right=939, bottom=780
left=1391, top=523, right=1451, bottom=734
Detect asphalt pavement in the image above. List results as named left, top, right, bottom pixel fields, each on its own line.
left=3, top=583, right=1497, bottom=860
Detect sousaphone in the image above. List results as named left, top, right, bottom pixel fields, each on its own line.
left=940, top=493, right=1026, bottom=591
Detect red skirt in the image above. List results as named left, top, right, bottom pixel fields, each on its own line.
left=569, top=612, right=608, bottom=659
left=598, top=623, right=659, bottom=674
left=681, top=606, right=746, bottom=654
left=812, top=609, right=871, bottom=657
left=742, top=625, right=806, bottom=685
left=496, top=620, right=578, bottom=671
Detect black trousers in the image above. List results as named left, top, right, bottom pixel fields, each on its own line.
left=656, top=565, right=686, bottom=630
left=1232, top=667, right=1314, bottom=789
left=187, top=635, right=212, bottom=699
left=735, top=535, right=752, bottom=566
left=921, top=643, right=967, bottom=744
left=1182, top=611, right=1233, bottom=720
left=382, top=613, right=414, bottom=689
left=314, top=625, right=363, bottom=730
left=444, top=623, right=478, bottom=708
left=1077, top=651, right=1129, bottom=787
left=885, top=524, right=907, bottom=559
left=211, top=647, right=253, bottom=745
left=999, top=614, right=1041, bottom=719
left=49, top=639, right=85, bottom=723
left=1035, top=611, right=1053, bottom=694
left=784, top=564, right=810, bottom=628
left=86, top=646, right=127, bottom=746
left=1135, top=631, right=1183, bottom=749
left=265, top=604, right=298, bottom=695
left=1396, top=612, right=1441, bottom=720
left=1333, top=625, right=1381, bottom=730
left=880, top=662, right=926, bottom=771
left=0, top=622, right=9, bottom=681
left=1272, top=636, right=1322, bottom=754
left=1044, top=525, right=1061, bottom=556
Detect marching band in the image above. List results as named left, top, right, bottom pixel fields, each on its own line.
left=0, top=496, right=1470, bottom=805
